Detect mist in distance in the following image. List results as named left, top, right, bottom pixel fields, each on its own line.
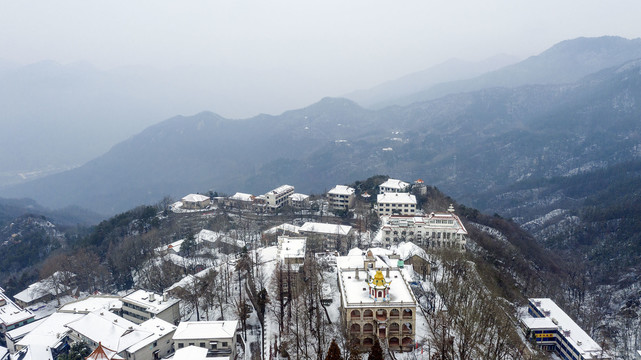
left=0, top=0, right=640, bottom=187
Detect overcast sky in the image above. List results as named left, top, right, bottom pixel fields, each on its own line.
left=2, top=0, right=641, bottom=117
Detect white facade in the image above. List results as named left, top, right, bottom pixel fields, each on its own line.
left=378, top=179, right=410, bottom=194
left=172, top=321, right=239, bottom=358
left=379, top=211, right=467, bottom=250
left=277, top=236, right=307, bottom=271
left=522, top=298, right=610, bottom=359
left=289, top=193, right=310, bottom=208
left=327, top=185, right=355, bottom=211
left=65, top=310, right=176, bottom=360
left=121, top=290, right=181, bottom=325
left=264, top=185, right=295, bottom=210
left=376, top=193, right=417, bottom=216
left=0, top=287, right=35, bottom=336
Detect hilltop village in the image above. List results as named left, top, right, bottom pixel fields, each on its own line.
left=0, top=178, right=610, bottom=360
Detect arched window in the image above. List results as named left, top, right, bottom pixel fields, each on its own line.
left=350, top=310, right=360, bottom=319
left=350, top=323, right=361, bottom=333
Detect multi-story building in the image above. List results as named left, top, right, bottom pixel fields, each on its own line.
left=121, top=290, right=181, bottom=325
left=265, top=185, right=295, bottom=210
left=277, top=236, right=307, bottom=271
left=327, top=185, right=355, bottom=211
left=299, top=222, right=353, bottom=251
left=172, top=321, right=240, bottom=359
left=337, top=251, right=417, bottom=352
left=522, top=298, right=610, bottom=359
left=289, top=193, right=310, bottom=209
left=378, top=179, right=409, bottom=194
left=376, top=193, right=416, bottom=216
left=66, top=309, right=177, bottom=360
left=379, top=207, right=467, bottom=250
left=0, top=287, right=35, bottom=339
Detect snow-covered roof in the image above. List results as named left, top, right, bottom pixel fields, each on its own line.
left=197, top=229, right=246, bottom=248
left=0, top=290, right=34, bottom=326
left=299, top=222, right=352, bottom=236
left=12, top=345, right=53, bottom=360
left=127, top=318, right=177, bottom=353
left=289, top=193, right=309, bottom=202
left=13, top=272, right=73, bottom=304
left=173, top=320, right=239, bottom=340
left=377, top=192, right=416, bottom=205
left=0, top=346, right=7, bottom=360
left=17, top=312, right=83, bottom=349
left=122, top=290, right=180, bottom=315
left=264, top=223, right=302, bottom=235
left=173, top=346, right=209, bottom=360
left=230, top=192, right=254, bottom=202
left=379, top=179, right=409, bottom=191
left=65, top=310, right=153, bottom=353
left=338, top=266, right=416, bottom=307
left=380, top=213, right=467, bottom=235
left=266, top=185, right=294, bottom=196
left=277, top=236, right=307, bottom=262
left=338, top=249, right=391, bottom=270
left=328, top=185, right=355, bottom=196
left=526, top=298, right=606, bottom=359
left=181, top=194, right=210, bottom=203
left=58, top=295, right=122, bottom=314
left=5, top=317, right=44, bottom=342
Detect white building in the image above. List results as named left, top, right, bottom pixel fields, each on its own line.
left=11, top=312, right=83, bottom=357
left=264, top=185, right=295, bottom=210
left=378, top=179, right=410, bottom=194
left=172, top=320, right=240, bottom=358
left=121, top=290, right=181, bottom=325
left=227, top=192, right=255, bottom=209
left=337, top=250, right=417, bottom=352
left=327, top=185, right=355, bottom=211
left=376, top=193, right=417, bottom=216
left=181, top=194, right=210, bottom=210
left=299, top=222, right=353, bottom=251
left=522, top=298, right=610, bottom=359
left=66, top=310, right=177, bottom=360
left=0, top=287, right=35, bottom=337
left=277, top=236, right=307, bottom=271
left=289, top=193, right=310, bottom=209
left=379, top=209, right=467, bottom=250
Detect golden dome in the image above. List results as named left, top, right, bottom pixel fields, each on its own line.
left=372, top=270, right=387, bottom=287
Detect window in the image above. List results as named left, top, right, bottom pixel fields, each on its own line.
left=200, top=343, right=206, bottom=348
left=222, top=342, right=228, bottom=347
left=178, top=343, right=184, bottom=349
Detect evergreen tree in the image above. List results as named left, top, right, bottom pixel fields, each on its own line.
left=325, top=339, right=343, bottom=360
left=368, top=339, right=383, bottom=360
left=58, top=341, right=91, bottom=360
left=348, top=347, right=361, bottom=360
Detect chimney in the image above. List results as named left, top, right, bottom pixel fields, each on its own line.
left=355, top=267, right=360, bottom=280
left=386, top=268, right=390, bottom=278
left=149, top=292, right=155, bottom=302
left=163, top=292, right=168, bottom=302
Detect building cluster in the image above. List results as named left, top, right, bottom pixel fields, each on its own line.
left=521, top=298, right=610, bottom=359
left=337, top=249, right=418, bottom=352
left=1, top=289, right=243, bottom=360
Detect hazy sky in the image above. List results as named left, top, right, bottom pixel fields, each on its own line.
left=2, top=0, right=641, bottom=117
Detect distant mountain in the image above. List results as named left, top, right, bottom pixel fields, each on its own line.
left=4, top=57, right=641, bottom=216
left=0, top=197, right=102, bottom=227
left=376, top=36, right=641, bottom=107
left=344, top=54, right=520, bottom=108
left=0, top=60, right=338, bottom=187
